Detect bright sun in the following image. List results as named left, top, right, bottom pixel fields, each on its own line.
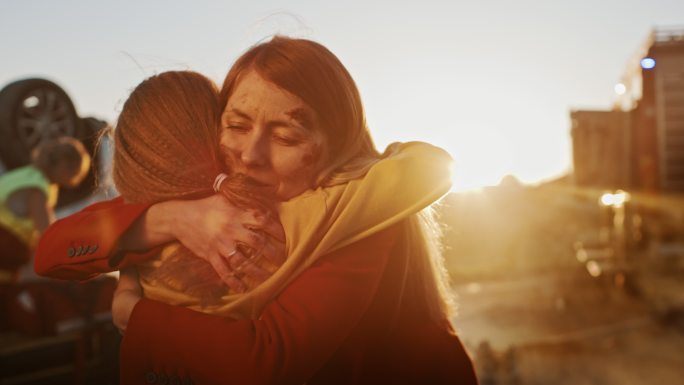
left=442, top=130, right=516, bottom=192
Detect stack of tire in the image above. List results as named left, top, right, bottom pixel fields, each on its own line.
left=0, top=78, right=108, bottom=208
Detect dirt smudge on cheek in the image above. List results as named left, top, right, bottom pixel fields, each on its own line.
left=301, top=150, right=318, bottom=166
left=293, top=146, right=322, bottom=185
left=303, top=141, right=325, bottom=169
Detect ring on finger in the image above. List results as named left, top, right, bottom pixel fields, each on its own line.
left=225, top=252, right=244, bottom=273
left=233, top=265, right=246, bottom=280
left=248, top=251, right=262, bottom=263
left=222, top=246, right=241, bottom=267
left=247, top=239, right=266, bottom=261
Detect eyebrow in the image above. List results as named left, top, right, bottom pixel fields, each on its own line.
left=224, top=107, right=313, bottom=131
left=223, top=108, right=252, bottom=121
left=285, top=108, right=314, bottom=130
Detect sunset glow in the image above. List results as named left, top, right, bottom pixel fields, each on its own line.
left=2, top=1, right=682, bottom=191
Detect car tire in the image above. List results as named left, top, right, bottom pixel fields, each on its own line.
left=0, top=78, right=82, bottom=169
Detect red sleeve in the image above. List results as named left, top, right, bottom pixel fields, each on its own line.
left=120, top=224, right=401, bottom=385
left=34, top=196, right=157, bottom=280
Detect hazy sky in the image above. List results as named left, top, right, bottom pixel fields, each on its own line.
left=2, top=0, right=683, bottom=190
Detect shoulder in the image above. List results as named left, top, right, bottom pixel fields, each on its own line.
left=82, top=196, right=126, bottom=211
left=345, top=220, right=401, bottom=247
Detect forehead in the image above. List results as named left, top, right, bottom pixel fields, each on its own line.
left=225, top=71, right=313, bottom=121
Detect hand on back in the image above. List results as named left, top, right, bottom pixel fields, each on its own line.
left=172, top=194, right=286, bottom=292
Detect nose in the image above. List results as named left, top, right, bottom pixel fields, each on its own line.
left=240, top=130, right=268, bottom=168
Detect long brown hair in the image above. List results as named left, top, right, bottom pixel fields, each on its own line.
left=113, top=71, right=274, bottom=300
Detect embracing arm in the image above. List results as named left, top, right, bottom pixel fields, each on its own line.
left=34, top=197, right=156, bottom=280
left=280, top=141, right=452, bottom=262
left=119, top=224, right=400, bottom=385
left=35, top=194, right=284, bottom=290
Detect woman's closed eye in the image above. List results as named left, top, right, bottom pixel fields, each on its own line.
left=224, top=123, right=250, bottom=133
left=272, top=134, right=303, bottom=146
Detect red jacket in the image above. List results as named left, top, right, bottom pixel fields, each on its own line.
left=35, top=198, right=478, bottom=385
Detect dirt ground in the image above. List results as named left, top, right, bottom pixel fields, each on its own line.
left=451, top=271, right=684, bottom=385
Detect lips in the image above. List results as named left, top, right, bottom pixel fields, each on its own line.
left=242, top=175, right=274, bottom=188
left=220, top=153, right=278, bottom=195
left=231, top=172, right=277, bottom=193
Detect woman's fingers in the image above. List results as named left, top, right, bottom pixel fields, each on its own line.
left=243, top=209, right=285, bottom=242
left=225, top=246, right=248, bottom=270
left=234, top=229, right=286, bottom=268
left=217, top=241, right=271, bottom=292
left=223, top=275, right=247, bottom=293
left=231, top=242, right=275, bottom=285
left=232, top=229, right=267, bottom=253
left=209, top=253, right=246, bottom=293
left=238, top=260, right=272, bottom=288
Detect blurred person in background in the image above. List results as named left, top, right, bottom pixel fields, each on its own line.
left=0, top=137, right=90, bottom=333
left=0, top=137, right=90, bottom=282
